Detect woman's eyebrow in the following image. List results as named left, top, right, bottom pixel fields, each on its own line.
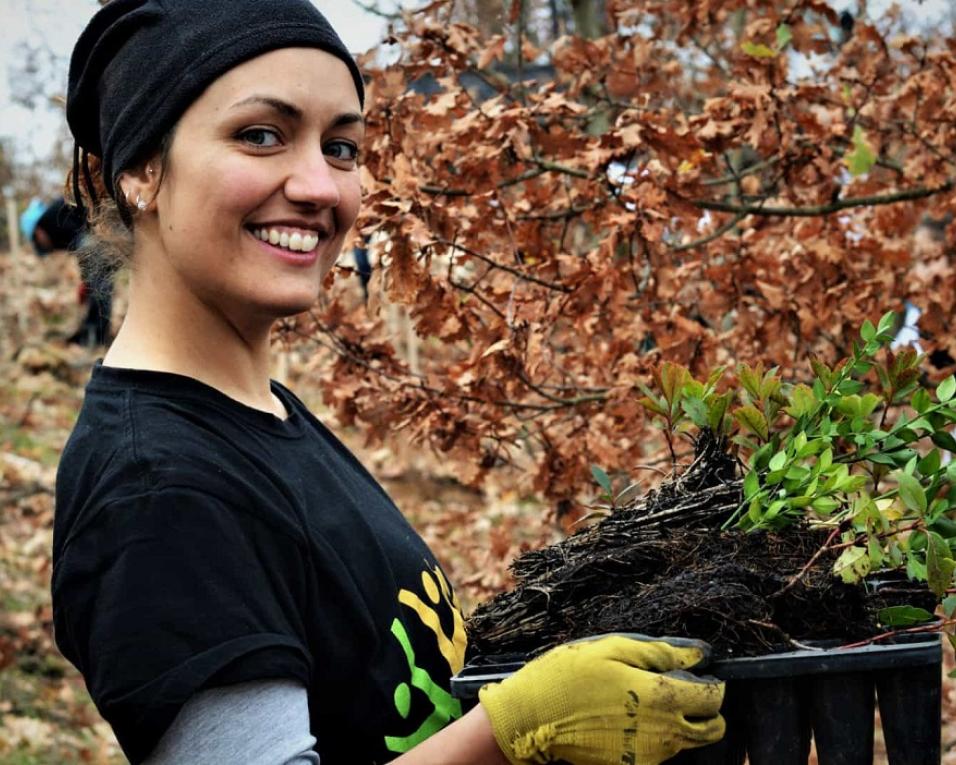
left=230, top=95, right=301, bottom=119
left=228, top=97, right=363, bottom=129
left=331, top=112, right=365, bottom=129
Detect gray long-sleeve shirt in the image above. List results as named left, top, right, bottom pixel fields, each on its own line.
left=144, top=680, right=319, bottom=764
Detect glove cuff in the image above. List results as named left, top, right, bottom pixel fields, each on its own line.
left=479, top=683, right=538, bottom=765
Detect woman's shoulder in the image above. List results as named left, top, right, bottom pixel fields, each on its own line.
left=59, top=364, right=239, bottom=492
left=54, top=365, right=311, bottom=555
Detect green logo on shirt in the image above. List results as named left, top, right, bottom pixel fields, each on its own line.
left=384, top=566, right=466, bottom=753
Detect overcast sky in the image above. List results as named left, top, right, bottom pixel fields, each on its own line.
left=0, top=0, right=951, bottom=192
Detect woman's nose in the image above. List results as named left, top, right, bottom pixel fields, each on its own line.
left=284, top=149, right=341, bottom=208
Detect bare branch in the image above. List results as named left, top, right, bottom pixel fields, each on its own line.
left=692, top=182, right=954, bottom=217
left=672, top=212, right=746, bottom=251
left=431, top=239, right=573, bottom=293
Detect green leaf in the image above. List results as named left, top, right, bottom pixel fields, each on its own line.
left=938, top=375, right=956, bottom=403
left=912, top=388, right=932, bottom=414
left=819, top=447, right=833, bottom=472
left=798, top=438, right=824, bottom=459
left=868, top=536, right=884, bottom=567
left=759, top=367, right=782, bottom=401
left=918, top=449, right=942, bottom=478
left=943, top=595, right=956, bottom=618
left=895, top=472, right=928, bottom=514
left=590, top=465, right=613, bottom=494
left=839, top=475, right=869, bottom=493
left=750, top=441, right=774, bottom=470
left=867, top=452, right=898, bottom=467
left=737, top=364, right=762, bottom=402
left=704, top=365, right=727, bottom=391
left=659, top=362, right=689, bottom=408
left=810, top=357, right=833, bottom=389
left=931, top=515, right=956, bottom=535
left=877, top=311, right=897, bottom=335
left=707, top=392, right=732, bottom=433
left=835, top=379, right=865, bottom=396
left=906, top=553, right=928, bottom=581
left=812, top=496, right=840, bottom=515
left=769, top=450, right=788, bottom=472
left=681, top=396, right=710, bottom=429
left=909, top=530, right=928, bottom=551
left=786, top=383, right=818, bottom=419
left=887, top=542, right=903, bottom=567
left=743, top=469, right=760, bottom=500
left=834, top=395, right=862, bottom=418
left=834, top=546, right=871, bottom=583
left=860, top=393, right=882, bottom=418
left=734, top=404, right=769, bottom=441
left=764, top=499, right=787, bottom=523
left=775, top=23, right=792, bottom=49
left=905, top=454, right=918, bottom=475
left=638, top=395, right=668, bottom=418
left=877, top=605, right=935, bottom=627
left=928, top=531, right=956, bottom=598
left=932, top=430, right=956, bottom=453
left=845, top=124, right=877, bottom=176
left=860, top=320, right=876, bottom=343
left=741, top=40, right=778, bottom=58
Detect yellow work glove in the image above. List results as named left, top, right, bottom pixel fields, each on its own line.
left=478, top=634, right=725, bottom=765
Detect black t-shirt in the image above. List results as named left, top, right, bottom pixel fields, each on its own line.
left=52, top=364, right=467, bottom=764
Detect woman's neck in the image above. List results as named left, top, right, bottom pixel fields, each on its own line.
left=103, top=266, right=285, bottom=418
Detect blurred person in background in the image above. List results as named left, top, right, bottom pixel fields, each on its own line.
left=20, top=194, right=113, bottom=346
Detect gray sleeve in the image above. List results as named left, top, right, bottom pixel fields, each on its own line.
left=144, top=679, right=319, bottom=765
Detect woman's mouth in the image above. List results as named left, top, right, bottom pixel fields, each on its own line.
left=250, top=226, right=323, bottom=253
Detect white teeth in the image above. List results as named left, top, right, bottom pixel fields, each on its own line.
left=254, top=227, right=322, bottom=253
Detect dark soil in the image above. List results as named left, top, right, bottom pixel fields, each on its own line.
left=467, top=431, right=936, bottom=662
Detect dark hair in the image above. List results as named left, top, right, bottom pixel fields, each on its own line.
left=67, top=127, right=176, bottom=288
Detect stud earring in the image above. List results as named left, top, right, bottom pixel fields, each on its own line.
left=136, top=194, right=147, bottom=212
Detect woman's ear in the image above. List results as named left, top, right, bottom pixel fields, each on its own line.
left=117, top=159, right=160, bottom=214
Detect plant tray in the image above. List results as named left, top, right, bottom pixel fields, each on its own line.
left=452, top=633, right=942, bottom=764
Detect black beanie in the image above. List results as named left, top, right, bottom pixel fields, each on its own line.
left=67, top=0, right=365, bottom=199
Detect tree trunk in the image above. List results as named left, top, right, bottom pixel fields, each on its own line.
left=570, top=0, right=607, bottom=38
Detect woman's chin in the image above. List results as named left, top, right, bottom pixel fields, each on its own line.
left=253, top=291, right=321, bottom=319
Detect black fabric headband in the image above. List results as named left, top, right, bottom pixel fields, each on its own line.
left=67, top=0, right=365, bottom=203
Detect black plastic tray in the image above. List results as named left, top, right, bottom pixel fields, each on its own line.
left=453, top=634, right=942, bottom=764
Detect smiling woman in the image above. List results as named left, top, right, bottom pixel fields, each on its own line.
left=50, top=2, right=726, bottom=765
left=112, top=47, right=364, bottom=348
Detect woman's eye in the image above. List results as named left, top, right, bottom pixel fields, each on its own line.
left=325, top=140, right=359, bottom=163
left=239, top=128, right=281, bottom=148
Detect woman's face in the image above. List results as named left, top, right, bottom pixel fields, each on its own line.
left=147, top=47, right=363, bottom=320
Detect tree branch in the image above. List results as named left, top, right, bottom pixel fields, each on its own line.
left=692, top=181, right=954, bottom=217
left=432, top=239, right=573, bottom=293
left=416, top=164, right=573, bottom=198
left=350, top=0, right=401, bottom=21
left=672, top=211, right=746, bottom=251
